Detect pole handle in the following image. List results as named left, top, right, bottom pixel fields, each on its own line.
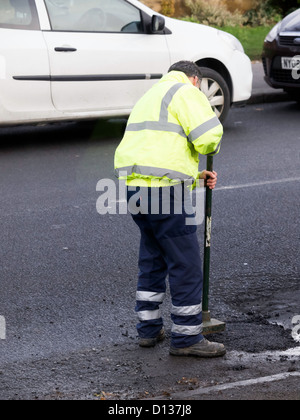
left=203, top=155, right=214, bottom=313
left=207, top=155, right=214, bottom=174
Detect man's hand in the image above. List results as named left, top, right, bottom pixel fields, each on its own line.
left=200, top=170, right=218, bottom=190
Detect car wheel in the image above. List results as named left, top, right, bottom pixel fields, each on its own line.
left=199, top=67, right=231, bottom=123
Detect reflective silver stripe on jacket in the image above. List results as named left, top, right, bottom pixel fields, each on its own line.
left=126, top=121, right=186, bottom=138
left=160, top=83, right=185, bottom=121
left=115, top=165, right=195, bottom=183
left=136, top=291, right=165, bottom=303
left=126, top=83, right=221, bottom=146
left=188, top=116, right=221, bottom=143
left=171, top=303, right=202, bottom=317
left=172, top=323, right=203, bottom=336
left=126, top=83, right=186, bottom=138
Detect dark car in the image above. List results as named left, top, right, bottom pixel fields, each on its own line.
left=262, top=9, right=300, bottom=100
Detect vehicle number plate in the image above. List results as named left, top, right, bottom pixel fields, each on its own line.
left=281, top=56, right=300, bottom=70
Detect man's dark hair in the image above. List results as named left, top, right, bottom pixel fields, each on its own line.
left=168, top=61, right=202, bottom=80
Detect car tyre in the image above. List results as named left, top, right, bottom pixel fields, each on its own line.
left=199, top=67, right=231, bottom=123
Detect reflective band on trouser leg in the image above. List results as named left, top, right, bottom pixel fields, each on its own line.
left=138, top=309, right=161, bottom=321
left=159, top=228, right=204, bottom=349
left=133, top=218, right=168, bottom=340
left=172, top=303, right=202, bottom=317
left=172, top=324, right=203, bottom=336
left=136, top=292, right=165, bottom=339
left=171, top=303, right=203, bottom=341
left=136, top=291, right=166, bottom=302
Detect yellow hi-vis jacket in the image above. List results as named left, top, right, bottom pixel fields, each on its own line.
left=114, top=71, right=223, bottom=187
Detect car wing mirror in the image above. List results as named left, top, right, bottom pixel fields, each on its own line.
left=151, top=15, right=165, bottom=33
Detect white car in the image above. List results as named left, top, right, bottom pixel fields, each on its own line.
left=0, top=0, right=252, bottom=126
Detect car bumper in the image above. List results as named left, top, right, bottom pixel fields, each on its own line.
left=263, top=40, right=300, bottom=90
left=228, top=51, right=253, bottom=103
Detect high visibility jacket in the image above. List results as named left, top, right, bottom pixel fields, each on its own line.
left=114, top=71, right=223, bottom=187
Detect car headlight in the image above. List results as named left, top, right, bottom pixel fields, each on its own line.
left=218, top=30, right=245, bottom=54
left=265, top=21, right=282, bottom=43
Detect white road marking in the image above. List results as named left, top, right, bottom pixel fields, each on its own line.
left=150, top=347, right=300, bottom=400
left=216, top=177, right=300, bottom=192
left=230, top=347, right=300, bottom=360
left=186, top=372, right=300, bottom=397
left=164, top=372, right=300, bottom=399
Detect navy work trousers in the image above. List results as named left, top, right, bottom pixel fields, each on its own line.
left=127, top=185, right=204, bottom=349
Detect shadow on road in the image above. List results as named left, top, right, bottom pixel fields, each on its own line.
left=0, top=100, right=299, bottom=150
left=0, top=119, right=128, bottom=150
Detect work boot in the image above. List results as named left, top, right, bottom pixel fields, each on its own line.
left=139, top=328, right=166, bottom=348
left=170, top=338, right=226, bottom=358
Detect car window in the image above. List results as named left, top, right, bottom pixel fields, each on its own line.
left=0, top=0, right=39, bottom=30
left=44, top=0, right=144, bottom=33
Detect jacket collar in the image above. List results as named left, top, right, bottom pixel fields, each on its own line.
left=159, top=71, right=193, bottom=86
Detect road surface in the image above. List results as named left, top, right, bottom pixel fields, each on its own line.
left=0, top=101, right=299, bottom=400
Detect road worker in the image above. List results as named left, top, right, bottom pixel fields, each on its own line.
left=115, top=61, right=226, bottom=358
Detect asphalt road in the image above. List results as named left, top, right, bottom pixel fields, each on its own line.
left=0, top=101, right=299, bottom=400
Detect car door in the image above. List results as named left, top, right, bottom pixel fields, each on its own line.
left=0, top=0, right=53, bottom=123
left=41, top=0, right=171, bottom=115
